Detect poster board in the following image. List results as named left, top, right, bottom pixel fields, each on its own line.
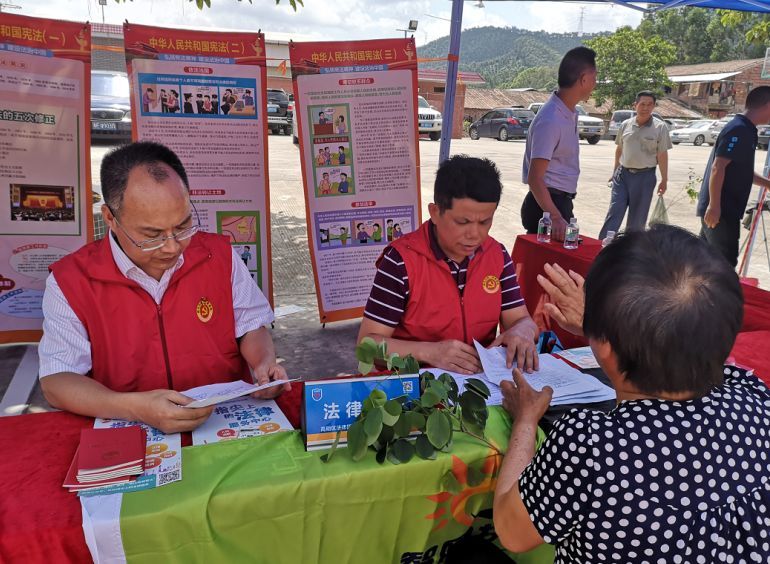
left=0, top=13, right=92, bottom=343
left=123, top=23, right=272, bottom=300
left=290, top=38, right=422, bottom=323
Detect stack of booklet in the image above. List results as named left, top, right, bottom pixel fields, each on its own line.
left=62, top=426, right=146, bottom=492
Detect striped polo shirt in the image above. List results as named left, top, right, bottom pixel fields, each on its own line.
left=363, top=227, right=524, bottom=328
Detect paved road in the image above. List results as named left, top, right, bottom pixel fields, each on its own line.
left=5, top=133, right=770, bottom=413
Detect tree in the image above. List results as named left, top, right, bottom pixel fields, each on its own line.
left=504, top=66, right=558, bottom=91
left=586, top=27, right=676, bottom=111
left=719, top=10, right=770, bottom=46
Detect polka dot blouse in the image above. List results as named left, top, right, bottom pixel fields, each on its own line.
left=518, top=366, right=770, bottom=563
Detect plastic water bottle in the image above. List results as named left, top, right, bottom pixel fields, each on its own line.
left=537, top=212, right=552, bottom=243
left=564, top=217, right=579, bottom=250
left=601, top=230, right=616, bottom=248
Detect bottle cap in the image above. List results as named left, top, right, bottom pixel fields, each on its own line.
left=607, top=231, right=616, bottom=238
left=570, top=217, right=577, bottom=224
left=543, top=212, right=550, bottom=218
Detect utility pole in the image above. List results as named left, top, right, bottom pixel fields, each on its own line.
left=577, top=7, right=586, bottom=38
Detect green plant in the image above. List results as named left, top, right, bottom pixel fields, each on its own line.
left=663, top=166, right=701, bottom=211
left=321, top=338, right=498, bottom=464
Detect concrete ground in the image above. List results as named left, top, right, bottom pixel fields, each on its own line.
left=3, top=133, right=769, bottom=414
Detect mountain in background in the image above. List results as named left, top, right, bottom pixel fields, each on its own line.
left=418, top=26, right=603, bottom=89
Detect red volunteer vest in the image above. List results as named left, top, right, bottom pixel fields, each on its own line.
left=50, top=232, right=250, bottom=393
left=386, top=221, right=504, bottom=347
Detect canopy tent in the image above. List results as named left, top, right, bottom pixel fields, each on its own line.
left=438, top=0, right=770, bottom=275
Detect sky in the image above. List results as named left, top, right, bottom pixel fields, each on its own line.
left=8, top=0, right=644, bottom=45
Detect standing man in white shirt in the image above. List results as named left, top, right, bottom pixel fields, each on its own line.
left=599, top=91, right=672, bottom=239
left=522, top=46, right=597, bottom=241
left=39, top=142, right=288, bottom=433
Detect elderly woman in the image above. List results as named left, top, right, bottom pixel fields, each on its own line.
left=493, top=225, right=770, bottom=562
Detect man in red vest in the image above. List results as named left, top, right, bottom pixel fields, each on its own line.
left=358, top=155, right=538, bottom=375
left=39, top=142, right=288, bottom=433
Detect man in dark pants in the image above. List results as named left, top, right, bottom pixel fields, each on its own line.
left=698, top=86, right=770, bottom=266
left=599, top=90, right=671, bottom=239
left=521, top=46, right=597, bottom=241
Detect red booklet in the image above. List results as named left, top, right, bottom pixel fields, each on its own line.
left=77, top=426, right=146, bottom=475
left=62, top=449, right=137, bottom=491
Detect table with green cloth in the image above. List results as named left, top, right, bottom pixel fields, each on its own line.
left=1, top=399, right=557, bottom=563
left=93, top=407, right=554, bottom=564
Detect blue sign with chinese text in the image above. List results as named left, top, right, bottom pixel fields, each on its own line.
left=303, top=374, right=420, bottom=449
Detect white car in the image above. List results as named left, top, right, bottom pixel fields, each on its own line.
left=670, top=120, right=717, bottom=146
left=417, top=95, right=442, bottom=141
left=706, top=115, right=735, bottom=145
left=530, top=102, right=604, bottom=143
left=576, top=105, right=604, bottom=145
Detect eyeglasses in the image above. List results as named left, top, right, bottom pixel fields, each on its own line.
left=109, top=205, right=201, bottom=252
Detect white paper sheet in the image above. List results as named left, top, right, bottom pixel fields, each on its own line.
left=468, top=345, right=616, bottom=406
left=192, top=397, right=294, bottom=445
left=472, top=340, right=513, bottom=386
left=182, top=378, right=300, bottom=408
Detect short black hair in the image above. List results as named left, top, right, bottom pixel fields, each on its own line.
left=387, top=219, right=393, bottom=224
left=746, top=86, right=770, bottom=109
left=100, top=141, right=189, bottom=214
left=357, top=223, right=364, bottom=229
left=558, top=46, right=596, bottom=89
left=340, top=173, right=347, bottom=178
left=374, top=223, right=380, bottom=228
left=319, top=111, right=325, bottom=115
left=434, top=155, right=502, bottom=211
left=583, top=225, right=743, bottom=397
left=635, top=90, right=656, bottom=103
left=146, top=87, right=154, bottom=93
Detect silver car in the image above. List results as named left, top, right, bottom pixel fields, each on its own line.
left=707, top=115, right=735, bottom=145
left=670, top=120, right=716, bottom=146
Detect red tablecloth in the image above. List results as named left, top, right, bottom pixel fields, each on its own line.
left=511, top=233, right=770, bottom=366
left=0, top=384, right=303, bottom=563
left=729, top=331, right=770, bottom=387
left=511, top=234, right=602, bottom=349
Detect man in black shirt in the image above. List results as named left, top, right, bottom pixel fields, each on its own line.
left=698, top=86, right=770, bottom=266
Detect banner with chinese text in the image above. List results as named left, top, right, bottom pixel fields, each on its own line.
left=0, top=13, right=92, bottom=343
left=124, top=23, right=272, bottom=300
left=290, top=39, right=422, bottom=323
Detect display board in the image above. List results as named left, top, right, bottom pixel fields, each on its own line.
left=0, top=13, right=92, bottom=343
left=291, top=38, right=422, bottom=323
left=124, top=23, right=272, bottom=299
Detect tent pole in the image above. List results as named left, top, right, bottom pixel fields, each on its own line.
left=439, top=0, right=464, bottom=164
left=738, top=149, right=770, bottom=277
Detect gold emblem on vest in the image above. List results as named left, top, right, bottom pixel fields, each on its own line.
left=196, top=297, right=214, bottom=323
left=482, top=275, right=500, bottom=294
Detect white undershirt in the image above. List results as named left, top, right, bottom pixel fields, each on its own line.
left=38, top=232, right=274, bottom=378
